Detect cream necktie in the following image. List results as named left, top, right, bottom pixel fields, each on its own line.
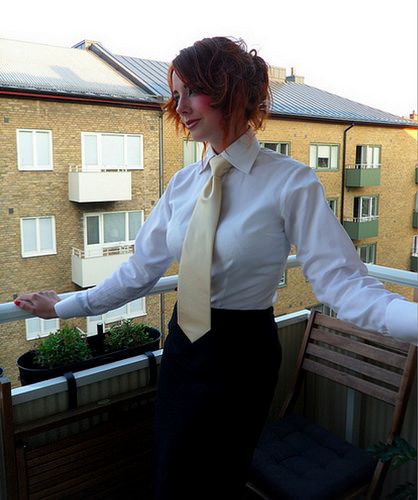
left=177, top=155, right=231, bottom=343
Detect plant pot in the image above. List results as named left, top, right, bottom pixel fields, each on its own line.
left=17, top=327, right=161, bottom=386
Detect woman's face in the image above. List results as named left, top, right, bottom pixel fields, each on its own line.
left=172, top=71, right=225, bottom=153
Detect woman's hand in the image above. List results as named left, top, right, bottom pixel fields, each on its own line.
left=14, top=290, right=60, bottom=319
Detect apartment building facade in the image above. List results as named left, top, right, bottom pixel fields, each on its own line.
left=1, top=38, right=417, bottom=386
left=0, top=39, right=164, bottom=385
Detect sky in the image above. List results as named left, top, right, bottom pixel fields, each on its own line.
left=1, top=0, right=417, bottom=118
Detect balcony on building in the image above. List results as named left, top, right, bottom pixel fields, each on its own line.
left=0, top=264, right=418, bottom=500
left=68, top=164, right=132, bottom=203
left=343, top=216, right=379, bottom=240
left=345, top=164, right=381, bottom=187
left=0, top=261, right=416, bottom=499
left=71, top=245, right=134, bottom=287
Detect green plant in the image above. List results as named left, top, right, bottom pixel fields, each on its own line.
left=33, top=325, right=92, bottom=369
left=368, top=437, right=417, bottom=500
left=104, top=319, right=152, bottom=352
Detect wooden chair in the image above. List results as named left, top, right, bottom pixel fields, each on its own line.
left=247, top=311, right=417, bottom=500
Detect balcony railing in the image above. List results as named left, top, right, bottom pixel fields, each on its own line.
left=68, top=164, right=132, bottom=203
left=71, top=245, right=134, bottom=287
left=0, top=259, right=416, bottom=499
left=345, top=164, right=381, bottom=187
left=343, top=215, right=379, bottom=240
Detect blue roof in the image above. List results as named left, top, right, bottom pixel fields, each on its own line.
left=107, top=50, right=416, bottom=127
left=269, top=80, right=415, bottom=126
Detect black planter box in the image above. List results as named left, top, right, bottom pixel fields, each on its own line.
left=17, top=327, right=161, bottom=386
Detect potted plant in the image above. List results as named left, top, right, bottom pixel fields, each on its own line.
left=17, top=320, right=161, bottom=386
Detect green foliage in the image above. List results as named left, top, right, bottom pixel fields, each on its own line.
left=104, top=320, right=152, bottom=352
left=368, top=437, right=416, bottom=470
left=368, top=437, right=417, bottom=499
left=33, top=325, right=92, bottom=369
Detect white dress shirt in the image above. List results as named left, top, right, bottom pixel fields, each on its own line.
left=56, top=130, right=418, bottom=344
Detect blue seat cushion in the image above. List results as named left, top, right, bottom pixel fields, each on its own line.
left=249, top=414, right=377, bottom=500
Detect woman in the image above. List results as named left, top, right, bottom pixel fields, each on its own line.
left=15, top=37, right=417, bottom=499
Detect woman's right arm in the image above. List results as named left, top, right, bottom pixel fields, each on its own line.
left=15, top=178, right=176, bottom=320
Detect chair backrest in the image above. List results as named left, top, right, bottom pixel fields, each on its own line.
left=281, top=311, right=417, bottom=439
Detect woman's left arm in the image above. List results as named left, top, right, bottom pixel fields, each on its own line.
left=282, top=165, right=417, bottom=344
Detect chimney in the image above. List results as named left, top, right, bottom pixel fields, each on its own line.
left=268, top=66, right=286, bottom=83
left=286, top=67, right=305, bottom=84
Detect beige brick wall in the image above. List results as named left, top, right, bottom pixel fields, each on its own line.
left=1, top=96, right=417, bottom=386
left=162, top=117, right=418, bottom=318
left=0, top=98, right=162, bottom=386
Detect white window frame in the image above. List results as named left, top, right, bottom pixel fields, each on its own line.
left=310, top=144, right=339, bottom=170
left=84, top=210, right=144, bottom=255
left=183, top=140, right=204, bottom=166
left=260, top=141, right=290, bottom=156
left=16, top=129, right=53, bottom=171
left=354, top=196, right=378, bottom=221
left=355, top=243, right=377, bottom=264
left=355, top=145, right=381, bottom=169
left=327, top=198, right=338, bottom=216
left=81, top=132, right=144, bottom=171
left=20, top=216, right=57, bottom=258
left=86, top=298, right=146, bottom=335
left=26, top=317, right=60, bottom=340
left=412, top=236, right=418, bottom=256
left=278, top=271, right=287, bottom=288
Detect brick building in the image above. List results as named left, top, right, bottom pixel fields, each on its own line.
left=1, top=38, right=417, bottom=386
left=0, top=39, right=164, bottom=385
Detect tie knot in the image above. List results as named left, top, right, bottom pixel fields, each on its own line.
left=209, top=156, right=231, bottom=178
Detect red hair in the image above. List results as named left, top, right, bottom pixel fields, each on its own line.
left=163, top=37, right=270, bottom=149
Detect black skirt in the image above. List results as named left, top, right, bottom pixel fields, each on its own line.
left=153, top=304, right=282, bottom=500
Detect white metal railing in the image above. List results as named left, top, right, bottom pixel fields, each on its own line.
left=345, top=163, right=381, bottom=169
left=1, top=257, right=417, bottom=326
left=343, top=215, right=379, bottom=223
left=68, top=164, right=129, bottom=173
left=71, top=245, right=134, bottom=259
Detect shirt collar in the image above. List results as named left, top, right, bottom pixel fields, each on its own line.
left=199, top=128, right=260, bottom=175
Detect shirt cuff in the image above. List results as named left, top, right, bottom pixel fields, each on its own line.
left=55, top=294, right=88, bottom=319
left=385, top=298, right=418, bottom=345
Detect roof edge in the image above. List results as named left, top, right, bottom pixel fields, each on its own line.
left=87, top=43, right=163, bottom=99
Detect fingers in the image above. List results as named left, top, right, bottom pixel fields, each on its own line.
left=14, top=290, right=60, bottom=319
left=14, top=298, right=37, bottom=315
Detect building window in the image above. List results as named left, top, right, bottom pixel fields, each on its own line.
left=84, top=211, right=143, bottom=255
left=20, top=216, right=56, bottom=257
left=86, top=298, right=146, bottom=335
left=412, top=236, right=418, bottom=256
left=353, top=196, right=378, bottom=220
left=81, top=133, right=143, bottom=170
left=16, top=129, right=53, bottom=170
left=278, top=271, right=287, bottom=288
left=183, top=140, right=204, bottom=166
left=260, top=142, right=290, bottom=156
left=310, top=144, right=339, bottom=170
left=311, top=303, right=337, bottom=318
left=26, top=317, right=59, bottom=340
left=327, top=198, right=338, bottom=216
left=355, top=145, right=381, bottom=168
left=355, top=243, right=377, bottom=264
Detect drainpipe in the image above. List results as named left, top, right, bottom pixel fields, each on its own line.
left=158, top=110, right=166, bottom=339
left=340, top=123, right=355, bottom=224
